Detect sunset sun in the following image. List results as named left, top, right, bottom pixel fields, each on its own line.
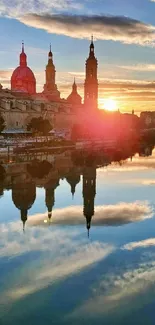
left=104, top=99, right=117, bottom=111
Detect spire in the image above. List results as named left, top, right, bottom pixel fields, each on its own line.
left=48, top=43, right=53, bottom=59
left=21, top=209, right=28, bottom=233
left=48, top=211, right=52, bottom=220
left=22, top=41, right=24, bottom=53
left=72, top=78, right=77, bottom=92
left=20, top=41, right=27, bottom=67
left=89, top=35, right=95, bottom=57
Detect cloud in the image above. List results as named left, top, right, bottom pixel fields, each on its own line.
left=18, top=14, right=155, bottom=46
left=69, top=260, right=155, bottom=320
left=123, top=238, right=155, bottom=250
left=28, top=201, right=153, bottom=228
left=0, top=221, right=114, bottom=307
left=118, top=64, right=155, bottom=72
left=0, top=0, right=81, bottom=18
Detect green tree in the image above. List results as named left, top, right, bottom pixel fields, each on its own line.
left=0, top=114, right=5, bottom=133
left=27, top=117, right=52, bottom=136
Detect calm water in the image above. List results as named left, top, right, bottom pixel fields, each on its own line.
left=1, top=148, right=155, bottom=324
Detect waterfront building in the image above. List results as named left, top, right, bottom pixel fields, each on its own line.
left=0, top=39, right=99, bottom=132
left=11, top=43, right=36, bottom=94
left=84, top=36, right=98, bottom=111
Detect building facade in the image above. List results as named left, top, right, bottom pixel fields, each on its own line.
left=0, top=39, right=99, bottom=132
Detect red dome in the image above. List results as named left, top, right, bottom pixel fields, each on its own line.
left=11, top=66, right=36, bottom=94
left=11, top=43, right=36, bottom=94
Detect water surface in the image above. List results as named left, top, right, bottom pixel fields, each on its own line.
left=1, top=149, right=155, bottom=324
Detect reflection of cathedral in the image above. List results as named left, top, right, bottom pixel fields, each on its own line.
left=66, top=167, right=81, bottom=197
left=12, top=179, right=36, bottom=231
left=45, top=176, right=60, bottom=220
left=82, top=166, right=96, bottom=237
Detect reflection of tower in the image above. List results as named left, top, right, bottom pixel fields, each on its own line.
left=84, top=37, right=98, bottom=110
left=66, top=167, right=81, bottom=198
left=43, top=45, right=60, bottom=100
left=45, top=176, right=60, bottom=220
left=83, top=166, right=96, bottom=237
left=12, top=180, right=36, bottom=231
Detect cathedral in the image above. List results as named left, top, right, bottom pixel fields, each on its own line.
left=0, top=38, right=98, bottom=131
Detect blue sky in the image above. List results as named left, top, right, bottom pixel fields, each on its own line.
left=1, top=0, right=155, bottom=111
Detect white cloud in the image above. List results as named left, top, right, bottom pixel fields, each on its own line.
left=0, top=0, right=81, bottom=18
left=69, top=260, right=155, bottom=320
left=28, top=201, right=153, bottom=228
left=18, top=14, right=155, bottom=46
left=123, top=238, right=155, bottom=250
left=0, top=221, right=114, bottom=307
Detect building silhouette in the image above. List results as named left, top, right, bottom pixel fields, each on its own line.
left=84, top=36, right=98, bottom=110
left=12, top=179, right=36, bottom=231
left=82, top=166, right=96, bottom=237
left=43, top=44, right=60, bottom=100
left=66, top=167, right=81, bottom=198
left=67, top=79, right=82, bottom=106
left=45, top=176, right=60, bottom=220
left=11, top=42, right=36, bottom=94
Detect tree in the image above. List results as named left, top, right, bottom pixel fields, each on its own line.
left=27, top=117, right=52, bottom=136
left=0, top=114, right=5, bottom=133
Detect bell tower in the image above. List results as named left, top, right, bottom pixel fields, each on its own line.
left=43, top=44, right=60, bottom=99
left=83, top=166, right=96, bottom=237
left=84, top=36, right=98, bottom=110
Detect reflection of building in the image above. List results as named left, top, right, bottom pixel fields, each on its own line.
left=11, top=43, right=36, bottom=94
left=84, top=37, right=98, bottom=110
left=12, top=179, right=36, bottom=231
left=139, top=145, right=153, bottom=157
left=66, top=167, right=81, bottom=197
left=82, top=166, right=96, bottom=237
left=45, top=176, right=60, bottom=220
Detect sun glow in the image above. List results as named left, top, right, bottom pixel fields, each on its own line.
left=102, top=99, right=117, bottom=111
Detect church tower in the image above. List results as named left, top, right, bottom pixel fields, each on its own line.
left=43, top=44, right=60, bottom=99
left=45, top=176, right=60, bottom=220
left=84, top=37, right=98, bottom=111
left=82, top=166, right=96, bottom=237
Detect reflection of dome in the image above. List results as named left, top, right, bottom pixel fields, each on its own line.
left=11, top=43, right=36, bottom=94
left=66, top=167, right=80, bottom=197
left=12, top=181, right=36, bottom=230
left=67, top=79, right=82, bottom=105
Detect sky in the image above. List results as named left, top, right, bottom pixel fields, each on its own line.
left=1, top=0, right=155, bottom=112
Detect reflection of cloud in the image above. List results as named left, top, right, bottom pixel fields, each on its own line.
left=123, top=238, right=155, bottom=250
left=19, top=14, right=155, bottom=46
left=28, top=201, right=153, bottom=227
left=69, top=260, right=155, bottom=320
left=8, top=242, right=113, bottom=301
left=0, top=222, right=114, bottom=306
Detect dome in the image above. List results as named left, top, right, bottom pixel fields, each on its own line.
left=11, top=43, right=36, bottom=94
left=67, top=79, right=82, bottom=105
left=12, top=181, right=36, bottom=211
